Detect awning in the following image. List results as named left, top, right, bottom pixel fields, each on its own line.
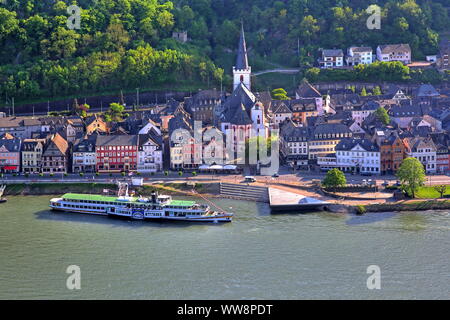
left=223, top=165, right=237, bottom=170
left=209, top=165, right=224, bottom=170
left=198, top=165, right=210, bottom=170
left=2, top=166, right=17, bottom=170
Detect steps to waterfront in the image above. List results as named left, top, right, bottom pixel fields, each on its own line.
left=220, top=183, right=269, bottom=203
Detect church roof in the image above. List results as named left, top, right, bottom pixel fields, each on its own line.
left=222, top=82, right=256, bottom=123
left=235, top=24, right=249, bottom=70
left=230, top=103, right=253, bottom=126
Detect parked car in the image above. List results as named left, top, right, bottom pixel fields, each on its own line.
left=244, top=176, right=256, bottom=183
left=272, top=173, right=279, bottom=178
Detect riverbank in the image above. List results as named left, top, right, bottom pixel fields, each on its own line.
left=5, top=182, right=450, bottom=215
left=363, top=199, right=450, bottom=213
left=2, top=182, right=221, bottom=198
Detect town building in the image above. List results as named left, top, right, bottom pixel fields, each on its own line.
left=389, top=103, right=423, bottom=129
left=96, top=135, right=139, bottom=173
left=137, top=132, right=163, bottom=173
left=318, top=49, right=344, bottom=68
left=295, top=80, right=330, bottom=115
left=308, top=123, right=352, bottom=160
left=407, top=137, right=437, bottom=174
left=351, top=101, right=380, bottom=126
left=184, top=89, right=223, bottom=125
left=280, top=120, right=309, bottom=169
left=21, top=139, right=46, bottom=173
left=0, top=137, right=22, bottom=173
left=85, top=114, right=109, bottom=135
left=169, top=113, right=195, bottom=170
left=0, top=116, right=41, bottom=139
left=436, top=143, right=450, bottom=173
left=72, top=134, right=97, bottom=173
left=335, top=138, right=381, bottom=174
left=272, top=101, right=293, bottom=125
left=346, top=47, right=373, bottom=66
left=290, top=99, right=319, bottom=125
left=41, top=133, right=69, bottom=174
left=379, top=133, right=410, bottom=175
left=376, top=44, right=412, bottom=64
left=436, top=38, right=450, bottom=72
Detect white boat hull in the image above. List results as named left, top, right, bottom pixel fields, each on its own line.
left=50, top=198, right=233, bottom=223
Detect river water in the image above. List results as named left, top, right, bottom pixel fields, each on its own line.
left=0, top=196, right=448, bottom=300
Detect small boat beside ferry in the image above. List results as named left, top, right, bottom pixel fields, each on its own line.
left=49, top=183, right=233, bottom=223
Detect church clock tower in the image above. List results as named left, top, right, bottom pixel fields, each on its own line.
left=233, top=24, right=251, bottom=91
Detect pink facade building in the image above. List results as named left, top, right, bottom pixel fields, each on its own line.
left=0, top=138, right=22, bottom=173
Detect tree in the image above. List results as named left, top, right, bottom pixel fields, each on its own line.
left=434, top=185, right=447, bottom=198
left=271, top=88, right=290, bottom=100
left=372, top=86, right=382, bottom=95
left=106, top=102, right=125, bottom=121
left=322, top=169, right=347, bottom=188
left=397, top=158, right=426, bottom=198
left=361, top=87, right=368, bottom=96
left=374, top=107, right=390, bottom=125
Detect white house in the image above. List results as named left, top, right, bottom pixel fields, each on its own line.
left=72, top=135, right=97, bottom=173
left=137, top=132, right=163, bottom=173
left=335, top=138, right=381, bottom=174
left=319, top=49, right=344, bottom=68
left=408, top=137, right=437, bottom=174
left=351, top=101, right=380, bottom=126
left=346, top=47, right=373, bottom=66
left=377, top=44, right=412, bottom=64
left=272, top=102, right=293, bottom=125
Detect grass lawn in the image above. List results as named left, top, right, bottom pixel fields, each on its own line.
left=415, top=186, right=450, bottom=199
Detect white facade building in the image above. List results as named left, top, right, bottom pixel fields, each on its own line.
left=408, top=137, right=437, bottom=174
left=346, top=47, right=373, bottom=66
left=335, top=139, right=381, bottom=174
left=138, top=134, right=163, bottom=173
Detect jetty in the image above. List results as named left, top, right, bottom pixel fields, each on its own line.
left=268, top=187, right=330, bottom=213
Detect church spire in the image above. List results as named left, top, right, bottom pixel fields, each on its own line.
left=233, top=23, right=251, bottom=91
left=236, top=23, right=249, bottom=70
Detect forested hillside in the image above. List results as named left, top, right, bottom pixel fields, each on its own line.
left=0, top=0, right=449, bottom=104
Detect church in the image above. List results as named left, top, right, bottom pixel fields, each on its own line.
left=219, top=25, right=269, bottom=152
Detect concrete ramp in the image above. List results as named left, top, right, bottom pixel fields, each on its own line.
left=269, top=188, right=330, bottom=213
